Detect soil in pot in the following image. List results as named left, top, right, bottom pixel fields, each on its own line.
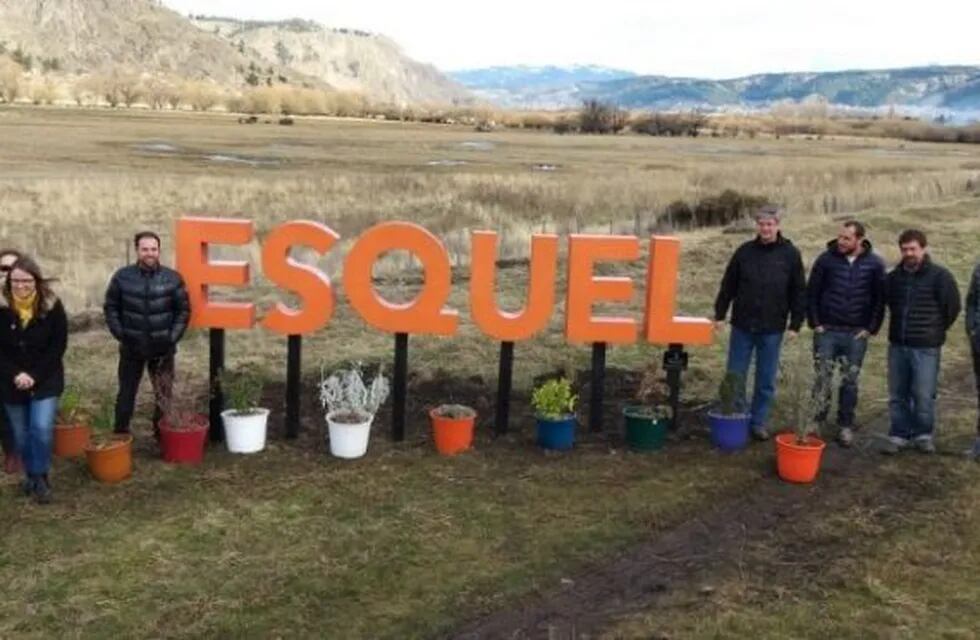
left=85, top=435, right=133, bottom=484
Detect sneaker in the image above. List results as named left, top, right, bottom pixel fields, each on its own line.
left=881, top=435, right=910, bottom=455
left=837, top=427, right=854, bottom=448
left=33, top=476, right=52, bottom=505
left=913, top=435, right=936, bottom=454
left=750, top=425, right=770, bottom=441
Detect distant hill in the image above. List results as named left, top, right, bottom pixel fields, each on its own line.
left=456, top=63, right=980, bottom=117
left=0, top=0, right=471, bottom=106
left=451, top=65, right=637, bottom=108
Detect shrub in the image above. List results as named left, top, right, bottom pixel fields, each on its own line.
left=579, top=99, right=627, bottom=134
left=219, top=368, right=264, bottom=415
left=531, top=378, right=577, bottom=419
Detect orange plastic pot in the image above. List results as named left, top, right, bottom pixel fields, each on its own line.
left=85, top=435, right=133, bottom=484
left=775, top=433, right=826, bottom=484
left=429, top=408, right=475, bottom=456
left=54, top=423, right=91, bottom=458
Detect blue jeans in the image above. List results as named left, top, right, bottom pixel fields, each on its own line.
left=4, top=396, right=59, bottom=477
left=887, top=345, right=940, bottom=439
left=726, top=327, right=784, bottom=429
left=813, top=330, right=868, bottom=427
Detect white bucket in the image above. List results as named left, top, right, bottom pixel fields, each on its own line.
left=327, top=411, right=373, bottom=459
left=221, top=408, right=270, bottom=454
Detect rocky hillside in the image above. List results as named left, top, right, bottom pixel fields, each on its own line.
left=190, top=16, right=469, bottom=106
left=0, top=0, right=470, bottom=105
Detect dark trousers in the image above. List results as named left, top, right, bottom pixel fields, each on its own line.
left=812, top=330, right=869, bottom=427
left=973, top=341, right=980, bottom=434
left=114, top=352, right=174, bottom=434
left=0, top=402, right=12, bottom=457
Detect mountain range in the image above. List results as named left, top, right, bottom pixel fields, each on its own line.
left=453, top=64, right=980, bottom=116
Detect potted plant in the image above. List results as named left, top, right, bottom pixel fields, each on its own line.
left=774, top=341, right=827, bottom=484
left=84, top=400, right=133, bottom=484
left=531, top=377, right=578, bottom=451
left=623, top=364, right=672, bottom=452
left=429, top=403, right=477, bottom=456
left=319, top=364, right=390, bottom=459
left=707, top=371, right=750, bottom=452
left=158, top=375, right=209, bottom=465
left=219, top=368, right=269, bottom=454
left=54, top=386, right=91, bottom=458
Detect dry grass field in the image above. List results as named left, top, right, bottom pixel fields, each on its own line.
left=0, top=104, right=979, bottom=638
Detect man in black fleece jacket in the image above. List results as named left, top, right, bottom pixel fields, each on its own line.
left=882, top=229, right=960, bottom=454
left=967, top=260, right=980, bottom=459
left=714, top=205, right=806, bottom=440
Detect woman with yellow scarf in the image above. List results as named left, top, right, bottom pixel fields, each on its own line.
left=0, top=256, right=68, bottom=504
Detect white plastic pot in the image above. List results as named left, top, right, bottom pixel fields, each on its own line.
left=327, top=410, right=373, bottom=459
left=221, top=408, right=269, bottom=454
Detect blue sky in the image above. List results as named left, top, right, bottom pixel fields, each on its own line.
left=162, top=0, right=980, bottom=78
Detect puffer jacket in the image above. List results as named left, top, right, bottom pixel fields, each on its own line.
left=886, top=256, right=961, bottom=348
left=103, top=264, right=190, bottom=358
left=806, top=238, right=887, bottom=334
left=966, top=262, right=980, bottom=347
left=714, top=233, right=807, bottom=333
left=0, top=293, right=68, bottom=404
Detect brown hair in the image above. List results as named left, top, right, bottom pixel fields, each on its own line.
left=898, top=229, right=927, bottom=248
left=133, top=231, right=161, bottom=249
left=0, top=248, right=22, bottom=264
left=3, top=255, right=57, bottom=314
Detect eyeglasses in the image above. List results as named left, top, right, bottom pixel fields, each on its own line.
left=10, top=278, right=35, bottom=286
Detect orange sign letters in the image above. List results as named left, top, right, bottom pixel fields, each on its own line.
left=174, top=217, right=712, bottom=346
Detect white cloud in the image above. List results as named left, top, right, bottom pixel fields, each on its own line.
left=161, top=0, right=980, bottom=77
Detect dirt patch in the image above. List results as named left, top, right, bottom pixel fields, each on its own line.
left=448, top=368, right=977, bottom=639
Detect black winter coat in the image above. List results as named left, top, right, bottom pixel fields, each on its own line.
left=806, top=239, right=887, bottom=334
left=0, top=295, right=68, bottom=404
left=104, top=264, right=190, bottom=358
left=966, top=262, right=980, bottom=347
left=886, top=257, right=961, bottom=348
left=714, top=234, right=807, bottom=333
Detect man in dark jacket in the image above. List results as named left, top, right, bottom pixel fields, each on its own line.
left=714, top=204, right=807, bottom=440
left=966, top=261, right=980, bottom=459
left=882, top=229, right=961, bottom=454
left=806, top=221, right=886, bottom=447
left=104, top=231, right=190, bottom=437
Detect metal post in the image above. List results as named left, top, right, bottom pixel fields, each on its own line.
left=208, top=328, right=225, bottom=442
left=286, top=334, right=302, bottom=439
left=392, top=333, right=409, bottom=442
left=589, top=342, right=607, bottom=432
left=663, top=343, right=689, bottom=431
left=495, top=341, right=515, bottom=435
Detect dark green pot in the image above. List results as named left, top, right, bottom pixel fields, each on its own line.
left=623, top=406, right=668, bottom=451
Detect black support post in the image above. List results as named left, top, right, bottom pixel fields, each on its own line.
left=392, top=333, right=409, bottom=442
left=662, top=343, right=689, bottom=431
left=286, top=334, right=302, bottom=439
left=495, top=341, right=515, bottom=436
left=589, top=342, right=607, bottom=432
left=208, top=328, right=225, bottom=442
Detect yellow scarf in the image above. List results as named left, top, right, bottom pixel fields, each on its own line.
left=12, top=292, right=36, bottom=328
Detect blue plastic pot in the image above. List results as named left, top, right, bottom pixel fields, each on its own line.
left=536, top=415, right=577, bottom=451
left=708, top=411, right=750, bottom=452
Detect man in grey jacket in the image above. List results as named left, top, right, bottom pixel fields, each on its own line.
left=966, top=261, right=980, bottom=459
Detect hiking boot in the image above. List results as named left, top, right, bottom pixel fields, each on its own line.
left=32, top=475, right=52, bottom=505
left=751, top=425, right=770, bottom=441
left=4, top=453, right=22, bottom=475
left=913, top=435, right=936, bottom=454
left=837, top=427, right=854, bottom=448
left=967, top=437, right=980, bottom=461
left=20, top=476, right=35, bottom=496
left=881, top=435, right=910, bottom=455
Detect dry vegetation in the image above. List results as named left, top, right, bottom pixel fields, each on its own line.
left=0, top=105, right=979, bottom=637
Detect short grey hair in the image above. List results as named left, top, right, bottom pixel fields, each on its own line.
left=755, top=204, right=783, bottom=221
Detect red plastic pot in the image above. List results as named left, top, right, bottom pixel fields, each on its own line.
left=159, top=414, right=209, bottom=465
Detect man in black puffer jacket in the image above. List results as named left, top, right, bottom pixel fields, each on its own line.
left=714, top=204, right=806, bottom=440
left=882, top=229, right=960, bottom=455
left=806, top=220, right=886, bottom=447
left=966, top=260, right=980, bottom=460
left=104, top=231, right=190, bottom=437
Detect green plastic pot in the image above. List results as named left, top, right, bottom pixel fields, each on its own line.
left=623, top=406, right=668, bottom=451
